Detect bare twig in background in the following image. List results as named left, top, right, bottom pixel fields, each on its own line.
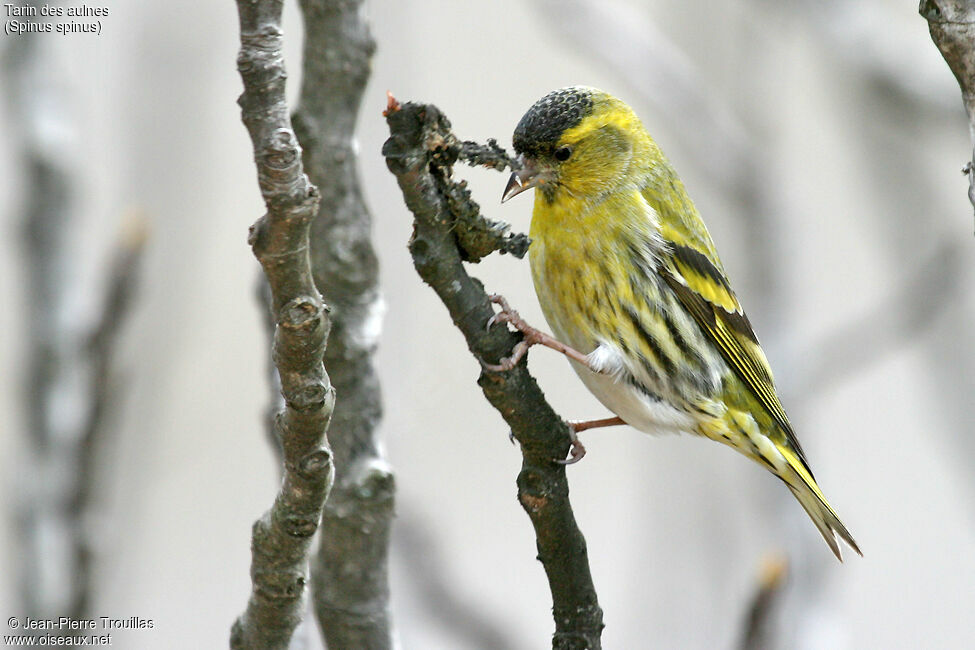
left=230, top=1, right=336, bottom=648
left=290, top=1, right=396, bottom=647
left=4, top=10, right=144, bottom=631
left=5, top=22, right=75, bottom=623
left=72, top=216, right=147, bottom=610
left=738, top=555, right=789, bottom=650
left=384, top=101, right=604, bottom=649
left=920, top=0, right=975, bottom=218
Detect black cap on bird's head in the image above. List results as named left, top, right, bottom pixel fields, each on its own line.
left=503, top=87, right=596, bottom=203
left=512, top=87, right=595, bottom=158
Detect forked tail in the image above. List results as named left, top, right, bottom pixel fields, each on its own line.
left=779, top=445, right=861, bottom=561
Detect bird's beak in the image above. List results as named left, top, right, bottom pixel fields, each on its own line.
left=501, top=159, right=541, bottom=203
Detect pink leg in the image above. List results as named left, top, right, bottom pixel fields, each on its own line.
left=569, top=416, right=626, bottom=433
left=556, top=416, right=627, bottom=465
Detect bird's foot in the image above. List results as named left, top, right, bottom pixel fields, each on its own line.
left=555, top=427, right=588, bottom=465
left=482, top=293, right=592, bottom=371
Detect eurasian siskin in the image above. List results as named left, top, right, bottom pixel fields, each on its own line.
left=496, top=86, right=860, bottom=561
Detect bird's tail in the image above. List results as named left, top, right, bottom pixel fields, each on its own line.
left=777, top=444, right=861, bottom=561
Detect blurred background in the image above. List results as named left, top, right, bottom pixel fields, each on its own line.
left=2, top=0, right=974, bottom=648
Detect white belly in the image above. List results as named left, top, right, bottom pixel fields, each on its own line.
left=570, top=359, right=698, bottom=435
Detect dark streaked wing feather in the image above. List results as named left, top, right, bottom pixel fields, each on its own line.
left=661, top=244, right=810, bottom=469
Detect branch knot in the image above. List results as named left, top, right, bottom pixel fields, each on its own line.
left=253, top=569, right=306, bottom=600
left=297, top=448, right=333, bottom=479
left=284, top=382, right=332, bottom=412
left=279, top=513, right=321, bottom=539
left=263, top=129, right=300, bottom=170
left=279, top=295, right=323, bottom=330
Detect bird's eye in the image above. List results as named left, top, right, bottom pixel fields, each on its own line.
left=554, top=145, right=572, bottom=162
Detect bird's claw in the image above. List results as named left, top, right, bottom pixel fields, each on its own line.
left=553, top=423, right=587, bottom=465
left=480, top=340, right=529, bottom=372
left=486, top=294, right=523, bottom=329
left=554, top=438, right=587, bottom=465
left=483, top=293, right=539, bottom=372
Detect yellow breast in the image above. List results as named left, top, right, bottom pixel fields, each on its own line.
left=528, top=188, right=652, bottom=353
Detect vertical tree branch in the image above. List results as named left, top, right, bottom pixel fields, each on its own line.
left=383, top=101, right=603, bottom=650
left=920, top=0, right=975, bottom=218
left=230, top=2, right=336, bottom=648
left=290, top=1, right=395, bottom=647
left=5, top=21, right=76, bottom=622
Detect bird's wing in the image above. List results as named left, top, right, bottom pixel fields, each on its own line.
left=659, top=241, right=810, bottom=468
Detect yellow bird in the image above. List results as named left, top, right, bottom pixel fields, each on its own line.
left=494, top=86, right=860, bottom=561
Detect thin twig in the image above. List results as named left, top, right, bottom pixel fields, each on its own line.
left=230, top=1, right=336, bottom=648
left=738, top=555, right=790, bottom=650
left=383, top=101, right=604, bottom=649
left=72, top=215, right=147, bottom=616
left=290, top=1, right=396, bottom=647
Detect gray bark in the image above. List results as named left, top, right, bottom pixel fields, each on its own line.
left=230, top=1, right=336, bottom=648
left=290, top=1, right=396, bottom=647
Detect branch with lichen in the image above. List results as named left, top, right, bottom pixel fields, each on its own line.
left=290, top=0, right=396, bottom=647
left=383, top=100, right=603, bottom=650
left=920, top=0, right=975, bottom=219
left=230, top=1, right=336, bottom=648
